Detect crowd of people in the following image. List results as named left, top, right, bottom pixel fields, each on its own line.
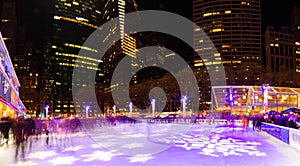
left=0, top=112, right=299, bottom=161
left=264, top=113, right=300, bottom=129
left=0, top=116, right=106, bottom=161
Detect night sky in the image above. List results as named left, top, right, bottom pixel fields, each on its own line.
left=140, top=0, right=300, bottom=29
left=9, top=0, right=300, bottom=44
left=4, top=0, right=300, bottom=63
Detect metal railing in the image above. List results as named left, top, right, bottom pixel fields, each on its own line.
left=262, top=122, right=300, bottom=151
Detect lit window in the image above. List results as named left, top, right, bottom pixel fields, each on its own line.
left=214, top=53, right=220, bottom=56
left=210, top=28, right=224, bottom=33
left=225, top=10, right=231, bottom=14
left=64, top=3, right=71, bottom=7
left=275, top=44, right=279, bottom=47
left=241, top=2, right=247, bottom=5
left=203, top=12, right=220, bottom=17
left=195, top=28, right=201, bottom=31
left=222, top=45, right=230, bottom=48
left=270, top=43, right=274, bottom=46
left=296, top=42, right=300, bottom=45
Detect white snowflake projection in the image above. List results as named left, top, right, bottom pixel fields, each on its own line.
left=81, top=150, right=120, bottom=162
left=90, top=143, right=103, bottom=149
left=10, top=160, right=38, bottom=166
left=48, top=156, right=79, bottom=165
left=172, top=126, right=267, bottom=157
left=26, top=150, right=58, bottom=160
left=98, top=141, right=118, bottom=147
left=128, top=154, right=154, bottom=163
left=127, top=133, right=146, bottom=138
left=61, top=145, right=86, bottom=152
left=121, top=143, right=145, bottom=149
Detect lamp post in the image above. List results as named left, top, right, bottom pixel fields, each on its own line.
left=262, top=84, right=270, bottom=114
left=45, top=105, right=49, bottom=119
left=129, top=102, right=133, bottom=117
left=151, top=99, right=156, bottom=118
left=112, top=105, right=116, bottom=118
left=229, top=87, right=233, bottom=115
left=182, top=96, right=187, bottom=118
left=85, top=106, right=90, bottom=118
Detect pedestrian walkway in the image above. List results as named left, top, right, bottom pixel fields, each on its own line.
left=0, top=124, right=300, bottom=166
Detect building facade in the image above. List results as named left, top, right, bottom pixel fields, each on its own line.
left=290, top=7, right=300, bottom=76
left=193, top=0, right=263, bottom=110
left=265, top=26, right=295, bottom=87
left=0, top=1, right=40, bottom=116
left=97, top=0, right=139, bottom=113
left=51, top=0, right=103, bottom=117
left=0, top=32, right=26, bottom=118
left=193, top=0, right=262, bottom=82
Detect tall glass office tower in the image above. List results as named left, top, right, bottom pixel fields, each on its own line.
left=51, top=0, right=103, bottom=116
left=193, top=0, right=262, bottom=110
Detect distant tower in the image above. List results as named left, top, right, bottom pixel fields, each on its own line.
left=51, top=0, right=103, bottom=116
left=193, top=0, right=262, bottom=84
left=0, top=1, right=17, bottom=56
left=290, top=7, right=300, bottom=75
left=265, top=26, right=295, bottom=86
left=193, top=0, right=262, bottom=110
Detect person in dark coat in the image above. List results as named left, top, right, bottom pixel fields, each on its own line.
left=24, top=118, right=36, bottom=151
left=0, top=117, right=12, bottom=145
left=13, top=117, right=26, bottom=160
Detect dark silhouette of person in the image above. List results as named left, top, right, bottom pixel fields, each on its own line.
left=13, top=117, right=26, bottom=160
left=24, top=118, right=36, bottom=151
left=1, top=117, right=12, bottom=145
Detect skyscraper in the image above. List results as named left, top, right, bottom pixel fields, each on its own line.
left=97, top=0, right=139, bottom=112
left=193, top=0, right=262, bottom=84
left=265, top=26, right=295, bottom=87
left=51, top=0, right=103, bottom=116
left=51, top=0, right=139, bottom=117
left=290, top=7, right=300, bottom=76
left=193, top=0, right=263, bottom=110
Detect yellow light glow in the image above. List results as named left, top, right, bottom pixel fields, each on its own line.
left=275, top=44, right=279, bottom=47
left=222, top=45, right=230, bottom=48
left=225, top=10, right=231, bottom=14
left=195, top=28, right=201, bottom=31
left=194, top=63, right=204, bottom=67
left=270, top=43, right=274, bottom=46
left=64, top=3, right=71, bottom=7
left=210, top=28, right=224, bottom=32
left=203, top=12, right=220, bottom=17
left=53, top=15, right=98, bottom=29
left=214, top=53, right=220, bottom=56
left=72, top=1, right=79, bottom=5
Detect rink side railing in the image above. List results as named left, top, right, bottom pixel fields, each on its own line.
left=145, top=118, right=244, bottom=126
left=262, top=122, right=300, bottom=151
